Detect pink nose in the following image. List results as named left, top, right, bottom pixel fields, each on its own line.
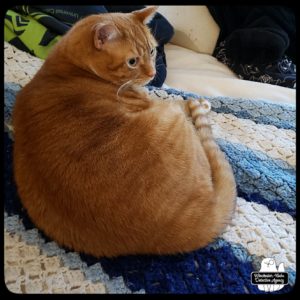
left=147, top=70, right=156, bottom=78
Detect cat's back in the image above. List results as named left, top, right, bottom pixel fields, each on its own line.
left=13, top=60, right=205, bottom=208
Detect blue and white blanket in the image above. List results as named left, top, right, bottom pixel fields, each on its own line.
left=4, top=42, right=295, bottom=294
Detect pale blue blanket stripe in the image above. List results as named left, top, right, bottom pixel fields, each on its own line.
left=159, top=87, right=295, bottom=130
left=217, top=139, right=295, bottom=216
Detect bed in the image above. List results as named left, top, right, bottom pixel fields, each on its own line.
left=4, top=7, right=295, bottom=294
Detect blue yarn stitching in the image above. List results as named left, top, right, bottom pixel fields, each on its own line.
left=148, top=86, right=295, bottom=130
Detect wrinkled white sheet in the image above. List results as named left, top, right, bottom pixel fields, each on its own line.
left=164, top=43, right=295, bottom=105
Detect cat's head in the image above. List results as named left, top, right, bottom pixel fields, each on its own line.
left=60, top=6, right=159, bottom=87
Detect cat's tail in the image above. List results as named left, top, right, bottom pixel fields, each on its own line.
left=189, top=99, right=237, bottom=232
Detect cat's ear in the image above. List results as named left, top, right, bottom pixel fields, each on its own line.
left=93, top=23, right=119, bottom=50
left=132, top=6, right=158, bottom=24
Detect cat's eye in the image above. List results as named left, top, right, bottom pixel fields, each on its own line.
left=127, top=57, right=139, bottom=68
left=150, top=48, right=156, bottom=57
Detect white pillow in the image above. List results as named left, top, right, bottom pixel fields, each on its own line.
left=157, top=5, right=220, bottom=55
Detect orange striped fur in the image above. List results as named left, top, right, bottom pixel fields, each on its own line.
left=13, top=7, right=236, bottom=257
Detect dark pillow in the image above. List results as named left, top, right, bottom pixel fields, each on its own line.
left=33, top=5, right=108, bottom=25
left=208, top=5, right=296, bottom=65
left=105, top=6, right=174, bottom=46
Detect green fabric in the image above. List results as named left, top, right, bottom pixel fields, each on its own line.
left=4, top=9, right=61, bottom=59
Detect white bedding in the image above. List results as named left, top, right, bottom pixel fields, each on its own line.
left=164, top=43, right=295, bottom=105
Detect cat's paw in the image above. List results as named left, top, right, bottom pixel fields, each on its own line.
left=188, top=98, right=211, bottom=118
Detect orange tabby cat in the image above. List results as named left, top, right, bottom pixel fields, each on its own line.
left=13, top=7, right=236, bottom=257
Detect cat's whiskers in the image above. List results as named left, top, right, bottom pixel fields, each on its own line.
left=88, top=63, right=101, bottom=78
left=116, top=73, right=142, bottom=99
left=116, top=79, right=133, bottom=99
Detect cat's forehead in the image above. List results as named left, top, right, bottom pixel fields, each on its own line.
left=100, top=13, right=157, bottom=47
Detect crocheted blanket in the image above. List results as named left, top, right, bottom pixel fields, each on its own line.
left=4, top=42, right=295, bottom=294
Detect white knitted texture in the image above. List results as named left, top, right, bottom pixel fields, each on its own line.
left=210, top=112, right=295, bottom=167
left=147, top=89, right=295, bottom=167
left=5, top=231, right=107, bottom=294
left=4, top=218, right=143, bottom=295
left=4, top=42, right=44, bottom=87
left=222, top=198, right=295, bottom=270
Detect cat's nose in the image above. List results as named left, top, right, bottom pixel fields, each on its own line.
left=147, top=70, right=156, bottom=78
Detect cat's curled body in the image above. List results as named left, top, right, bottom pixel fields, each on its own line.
left=13, top=7, right=236, bottom=257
